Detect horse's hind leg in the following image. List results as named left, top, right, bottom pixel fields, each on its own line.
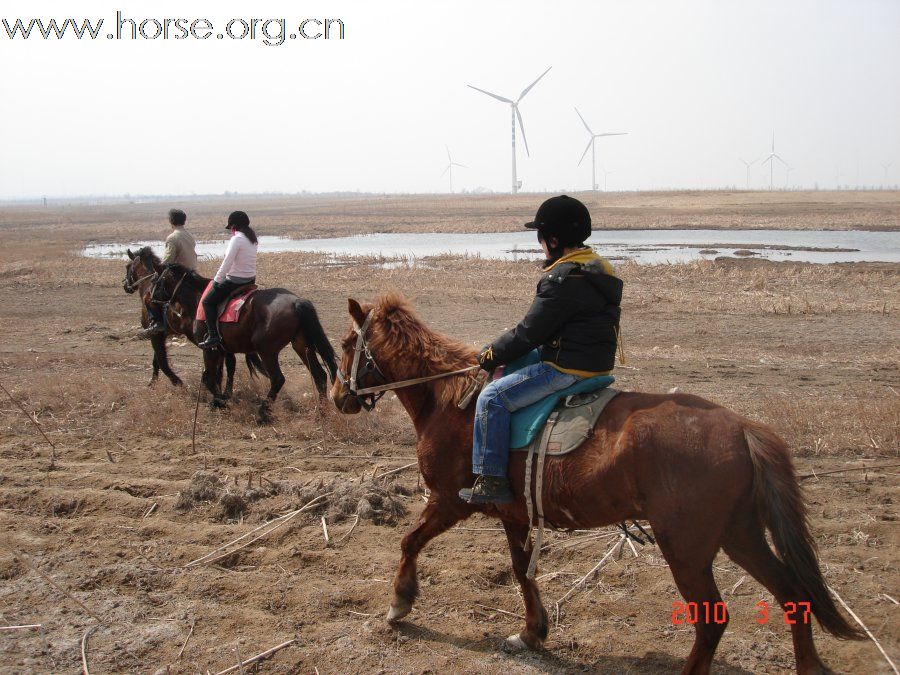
left=255, top=351, right=285, bottom=423
left=501, top=521, right=549, bottom=651
left=202, top=350, right=227, bottom=408
left=652, top=524, right=728, bottom=675
left=223, top=352, right=237, bottom=399
left=723, top=514, right=831, bottom=675
left=387, top=498, right=467, bottom=623
left=291, top=337, right=328, bottom=398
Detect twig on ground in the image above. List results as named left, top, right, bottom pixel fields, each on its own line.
left=2, top=544, right=105, bottom=624
left=476, top=604, right=524, bottom=620
left=556, top=535, right=626, bottom=608
left=0, top=380, right=56, bottom=469
left=191, top=376, right=203, bottom=455
left=185, top=493, right=332, bottom=568
left=798, top=462, right=900, bottom=481
left=0, top=624, right=42, bottom=631
left=374, top=461, right=418, bottom=481
left=336, top=514, right=360, bottom=545
left=881, top=593, right=899, bottom=605
left=828, top=585, right=898, bottom=674
left=143, top=503, right=158, bottom=519
left=81, top=625, right=97, bottom=675
left=212, top=639, right=296, bottom=675
left=321, top=517, right=330, bottom=545
left=177, top=618, right=196, bottom=660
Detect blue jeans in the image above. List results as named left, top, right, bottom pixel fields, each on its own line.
left=472, top=362, right=579, bottom=477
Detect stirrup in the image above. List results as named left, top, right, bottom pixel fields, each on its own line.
left=198, top=335, right=222, bottom=350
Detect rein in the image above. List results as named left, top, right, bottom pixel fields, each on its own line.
left=337, top=310, right=479, bottom=410
left=124, top=271, right=156, bottom=293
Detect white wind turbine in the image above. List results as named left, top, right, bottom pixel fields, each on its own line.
left=761, top=132, right=788, bottom=190
left=881, top=162, right=892, bottom=188
left=575, top=108, right=627, bottom=191
left=441, top=146, right=467, bottom=194
left=739, top=157, right=758, bottom=189
left=468, top=67, right=552, bottom=194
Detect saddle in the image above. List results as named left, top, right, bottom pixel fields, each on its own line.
left=506, top=350, right=619, bottom=455
left=195, top=282, right=258, bottom=323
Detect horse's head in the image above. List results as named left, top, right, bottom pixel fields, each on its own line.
left=331, top=297, right=386, bottom=414
left=123, top=247, right=158, bottom=294
left=331, top=293, right=478, bottom=415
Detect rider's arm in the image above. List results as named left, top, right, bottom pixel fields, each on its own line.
left=161, top=233, right=177, bottom=265
left=213, top=236, right=238, bottom=283
left=482, top=274, right=577, bottom=368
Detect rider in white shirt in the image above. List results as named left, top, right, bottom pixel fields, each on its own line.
left=197, top=211, right=258, bottom=349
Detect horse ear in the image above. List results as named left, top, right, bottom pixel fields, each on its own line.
left=348, top=298, right=367, bottom=326
left=126, top=248, right=135, bottom=260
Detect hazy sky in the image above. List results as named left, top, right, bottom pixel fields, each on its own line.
left=2, top=0, right=899, bottom=198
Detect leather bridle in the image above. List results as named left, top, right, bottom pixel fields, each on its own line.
left=335, top=310, right=480, bottom=412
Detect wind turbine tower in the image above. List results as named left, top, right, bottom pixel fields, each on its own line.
left=575, top=108, right=627, bottom=191
left=760, top=132, right=788, bottom=190
left=739, top=157, right=758, bottom=190
left=441, top=146, right=467, bottom=194
left=882, top=163, right=892, bottom=188
left=468, top=67, right=552, bottom=194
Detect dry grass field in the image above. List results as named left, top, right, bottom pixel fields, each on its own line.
left=0, top=191, right=897, bottom=674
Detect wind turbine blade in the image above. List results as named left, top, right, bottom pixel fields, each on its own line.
left=517, top=66, right=552, bottom=102
left=574, top=107, right=593, bottom=135
left=467, top=84, right=512, bottom=104
left=577, top=138, right=592, bottom=166
left=446, top=145, right=451, bottom=161
left=594, top=132, right=628, bottom=138
left=774, top=154, right=788, bottom=167
left=453, top=162, right=468, bottom=168
left=440, top=166, right=449, bottom=177
left=516, top=106, right=530, bottom=157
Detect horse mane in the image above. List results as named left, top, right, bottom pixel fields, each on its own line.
left=372, top=291, right=478, bottom=408
left=167, top=263, right=211, bottom=292
left=135, top=246, right=161, bottom=270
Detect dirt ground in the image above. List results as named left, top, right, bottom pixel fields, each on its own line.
left=0, top=191, right=897, bottom=674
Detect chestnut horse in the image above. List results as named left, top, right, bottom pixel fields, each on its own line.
left=330, top=293, right=861, bottom=675
left=154, top=261, right=337, bottom=419
left=123, top=247, right=261, bottom=394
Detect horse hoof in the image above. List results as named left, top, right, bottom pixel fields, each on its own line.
left=386, top=602, right=411, bottom=623
left=503, top=634, right=533, bottom=653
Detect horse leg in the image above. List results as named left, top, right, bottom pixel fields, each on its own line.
left=291, top=337, right=328, bottom=398
left=256, top=351, right=286, bottom=423
left=149, top=353, right=160, bottom=386
left=723, top=517, right=832, bottom=675
left=151, top=333, right=182, bottom=386
left=501, top=520, right=549, bottom=651
left=202, top=349, right=227, bottom=408
left=651, top=524, right=728, bottom=675
left=387, top=498, right=467, bottom=623
left=223, top=352, right=236, bottom=399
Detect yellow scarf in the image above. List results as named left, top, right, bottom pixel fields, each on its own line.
left=543, top=247, right=616, bottom=276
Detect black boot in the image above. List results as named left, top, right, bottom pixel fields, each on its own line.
left=198, top=329, right=222, bottom=350
left=458, top=475, right=514, bottom=505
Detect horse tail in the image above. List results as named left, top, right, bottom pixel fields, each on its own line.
left=244, top=353, right=266, bottom=380
left=743, top=422, right=863, bottom=640
left=293, top=299, right=337, bottom=379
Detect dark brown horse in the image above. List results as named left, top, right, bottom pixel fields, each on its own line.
left=123, top=247, right=261, bottom=396
left=155, top=262, right=337, bottom=419
left=330, top=292, right=861, bottom=675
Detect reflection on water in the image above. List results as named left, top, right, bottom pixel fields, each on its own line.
left=83, top=230, right=900, bottom=265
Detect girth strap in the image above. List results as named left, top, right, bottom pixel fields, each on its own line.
left=524, top=409, right=559, bottom=580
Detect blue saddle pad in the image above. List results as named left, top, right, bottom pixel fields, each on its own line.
left=505, top=350, right=615, bottom=449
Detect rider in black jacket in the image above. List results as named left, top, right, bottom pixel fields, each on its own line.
left=459, top=195, right=623, bottom=505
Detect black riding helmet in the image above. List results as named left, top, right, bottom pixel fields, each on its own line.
left=525, top=195, right=591, bottom=248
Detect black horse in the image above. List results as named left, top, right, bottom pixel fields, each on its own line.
left=123, top=247, right=263, bottom=396
left=154, top=263, right=337, bottom=420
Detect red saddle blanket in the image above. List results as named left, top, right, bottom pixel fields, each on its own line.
left=196, top=282, right=258, bottom=323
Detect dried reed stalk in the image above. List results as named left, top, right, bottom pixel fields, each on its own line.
left=213, top=639, right=296, bottom=675
left=828, top=585, right=898, bottom=674
left=185, top=493, right=331, bottom=568
left=81, top=625, right=96, bottom=675
left=0, top=380, right=56, bottom=469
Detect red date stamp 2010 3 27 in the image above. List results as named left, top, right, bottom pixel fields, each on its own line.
left=671, top=601, right=812, bottom=625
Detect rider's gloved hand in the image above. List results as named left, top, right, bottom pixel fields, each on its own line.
left=477, top=345, right=496, bottom=371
